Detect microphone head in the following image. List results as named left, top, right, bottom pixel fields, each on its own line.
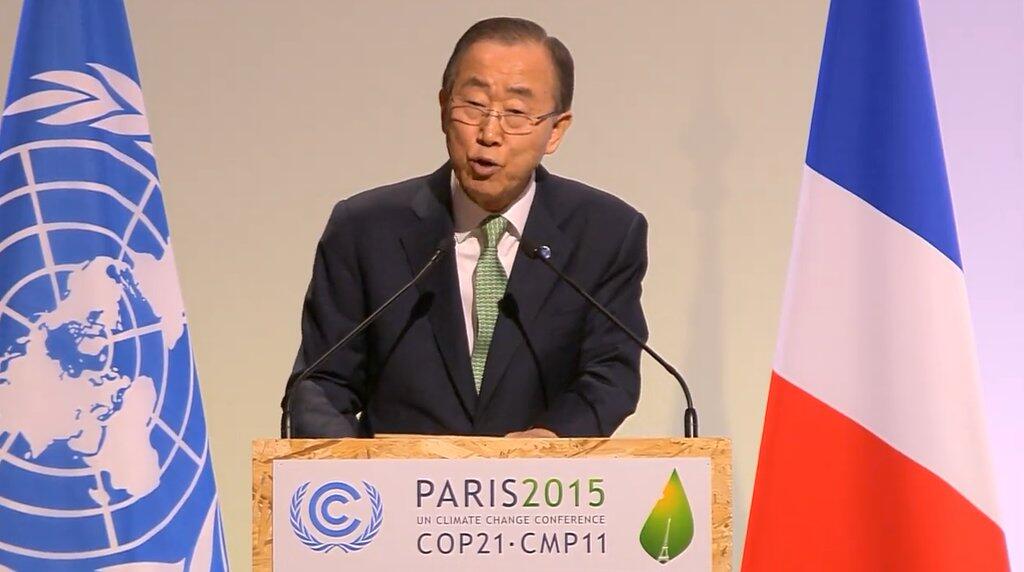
left=434, top=235, right=455, bottom=256
left=519, top=238, right=552, bottom=261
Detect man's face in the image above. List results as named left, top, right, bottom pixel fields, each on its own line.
left=441, top=40, right=572, bottom=212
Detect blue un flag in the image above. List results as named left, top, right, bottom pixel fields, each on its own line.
left=0, top=2, right=227, bottom=569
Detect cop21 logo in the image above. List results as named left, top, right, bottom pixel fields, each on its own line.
left=290, top=481, right=384, bottom=553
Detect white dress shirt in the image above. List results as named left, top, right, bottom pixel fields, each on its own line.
left=451, top=172, right=536, bottom=353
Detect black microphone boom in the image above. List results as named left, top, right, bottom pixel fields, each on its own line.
left=520, top=239, right=699, bottom=438
left=280, top=237, right=452, bottom=438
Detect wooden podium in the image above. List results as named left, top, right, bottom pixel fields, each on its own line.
left=253, top=436, right=732, bottom=571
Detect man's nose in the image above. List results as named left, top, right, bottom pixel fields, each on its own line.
left=476, top=113, right=503, bottom=146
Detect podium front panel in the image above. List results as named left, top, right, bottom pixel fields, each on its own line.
left=253, top=437, right=731, bottom=571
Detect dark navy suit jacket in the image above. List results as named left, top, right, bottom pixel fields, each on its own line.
left=285, top=163, right=648, bottom=437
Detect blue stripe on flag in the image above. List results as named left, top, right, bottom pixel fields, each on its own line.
left=805, top=0, right=962, bottom=268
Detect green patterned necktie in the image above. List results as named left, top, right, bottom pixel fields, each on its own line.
left=471, top=215, right=509, bottom=393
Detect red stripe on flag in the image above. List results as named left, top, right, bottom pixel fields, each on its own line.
left=742, top=372, right=1009, bottom=571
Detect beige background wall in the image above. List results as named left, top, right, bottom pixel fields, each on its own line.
left=0, top=1, right=828, bottom=568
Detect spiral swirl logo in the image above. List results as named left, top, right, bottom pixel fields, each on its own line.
left=289, top=481, right=384, bottom=554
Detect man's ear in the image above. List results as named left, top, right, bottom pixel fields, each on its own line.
left=439, top=89, right=449, bottom=134
left=544, top=111, right=573, bottom=155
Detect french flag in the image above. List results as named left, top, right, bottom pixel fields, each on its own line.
left=742, top=0, right=1011, bottom=570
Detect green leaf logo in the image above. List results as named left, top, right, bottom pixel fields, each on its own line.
left=638, top=469, right=695, bottom=564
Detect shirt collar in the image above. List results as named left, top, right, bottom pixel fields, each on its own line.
left=450, top=170, right=535, bottom=242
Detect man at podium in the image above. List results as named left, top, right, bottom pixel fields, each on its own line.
left=284, top=17, right=649, bottom=439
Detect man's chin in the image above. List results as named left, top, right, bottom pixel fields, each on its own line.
left=461, top=184, right=513, bottom=212
left=461, top=169, right=498, bottom=184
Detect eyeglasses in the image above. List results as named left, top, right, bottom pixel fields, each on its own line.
left=448, top=105, right=560, bottom=135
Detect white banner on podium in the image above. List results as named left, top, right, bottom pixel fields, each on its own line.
left=272, top=457, right=712, bottom=571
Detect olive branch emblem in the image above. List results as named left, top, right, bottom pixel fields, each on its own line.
left=1, top=63, right=155, bottom=156
left=289, top=481, right=384, bottom=553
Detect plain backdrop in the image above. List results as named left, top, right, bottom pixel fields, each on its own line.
left=0, top=2, right=1020, bottom=570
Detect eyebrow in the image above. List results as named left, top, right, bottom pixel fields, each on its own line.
left=463, top=76, right=491, bottom=90
left=507, top=85, right=535, bottom=98
left=460, top=76, right=536, bottom=99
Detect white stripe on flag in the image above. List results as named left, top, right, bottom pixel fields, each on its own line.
left=774, top=165, right=1000, bottom=523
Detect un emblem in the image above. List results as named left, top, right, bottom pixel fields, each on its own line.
left=0, top=62, right=219, bottom=565
left=289, top=481, right=384, bottom=553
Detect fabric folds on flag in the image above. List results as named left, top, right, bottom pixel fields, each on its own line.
left=0, top=1, right=227, bottom=569
left=742, top=0, right=1010, bottom=570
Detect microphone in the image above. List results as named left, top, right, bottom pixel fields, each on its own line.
left=280, top=236, right=453, bottom=438
left=520, top=239, right=699, bottom=438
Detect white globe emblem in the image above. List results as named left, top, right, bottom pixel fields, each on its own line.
left=0, top=138, right=208, bottom=560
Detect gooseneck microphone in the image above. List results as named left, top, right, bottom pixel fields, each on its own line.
left=520, top=239, right=699, bottom=438
left=280, top=237, right=452, bottom=438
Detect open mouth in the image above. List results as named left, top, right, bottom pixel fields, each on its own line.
left=469, top=157, right=501, bottom=176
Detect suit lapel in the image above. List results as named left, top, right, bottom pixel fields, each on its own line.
left=477, top=167, right=567, bottom=414
left=399, top=164, right=478, bottom=418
